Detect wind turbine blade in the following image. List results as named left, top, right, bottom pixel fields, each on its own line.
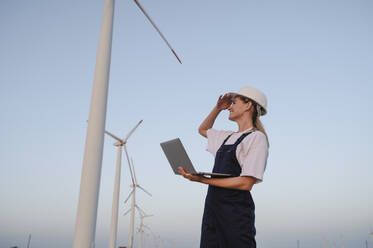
left=104, top=130, right=122, bottom=142
left=131, top=157, right=138, bottom=185
left=135, top=205, right=145, bottom=216
left=124, top=189, right=134, bottom=204
left=123, top=120, right=143, bottom=143
left=138, top=185, right=152, bottom=197
left=123, top=209, right=131, bottom=216
left=135, top=204, right=152, bottom=218
left=139, top=211, right=154, bottom=219
left=123, top=145, right=135, bottom=185
left=133, top=0, right=182, bottom=64
left=143, top=224, right=151, bottom=231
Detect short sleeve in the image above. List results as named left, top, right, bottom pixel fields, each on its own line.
left=206, top=129, right=233, bottom=156
left=238, top=131, right=268, bottom=183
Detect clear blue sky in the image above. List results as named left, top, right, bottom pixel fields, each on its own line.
left=1, top=0, right=372, bottom=247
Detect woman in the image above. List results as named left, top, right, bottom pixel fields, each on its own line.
left=179, top=86, right=269, bottom=248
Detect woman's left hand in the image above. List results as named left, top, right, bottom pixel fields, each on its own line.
left=178, top=167, right=204, bottom=182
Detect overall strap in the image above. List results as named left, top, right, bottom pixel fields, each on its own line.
left=222, top=133, right=234, bottom=145
left=233, top=131, right=253, bottom=146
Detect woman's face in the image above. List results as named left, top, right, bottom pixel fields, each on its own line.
left=228, top=96, right=251, bottom=121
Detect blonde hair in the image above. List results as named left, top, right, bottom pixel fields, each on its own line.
left=254, top=116, right=269, bottom=147
left=237, top=95, right=269, bottom=146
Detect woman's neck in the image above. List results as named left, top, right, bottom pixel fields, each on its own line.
left=236, top=116, right=254, bottom=132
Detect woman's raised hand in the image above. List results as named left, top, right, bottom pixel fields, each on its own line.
left=216, top=93, right=234, bottom=110
left=198, top=92, right=234, bottom=138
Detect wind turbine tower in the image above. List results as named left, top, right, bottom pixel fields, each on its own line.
left=105, top=120, right=143, bottom=248
left=73, top=0, right=115, bottom=246
left=73, top=0, right=181, bottom=246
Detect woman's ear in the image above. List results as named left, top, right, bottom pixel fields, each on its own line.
left=245, top=101, right=253, bottom=112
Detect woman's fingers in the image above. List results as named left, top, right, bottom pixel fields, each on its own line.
left=217, top=95, right=223, bottom=105
left=178, top=167, right=202, bottom=182
left=217, top=93, right=233, bottom=110
left=179, top=167, right=192, bottom=179
left=178, top=166, right=186, bottom=174
left=178, top=166, right=189, bottom=178
left=223, top=93, right=233, bottom=101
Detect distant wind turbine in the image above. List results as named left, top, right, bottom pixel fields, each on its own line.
left=332, top=241, right=337, bottom=248
left=105, top=120, right=143, bottom=248
left=322, top=236, right=331, bottom=248
left=142, top=224, right=161, bottom=248
left=136, top=206, right=153, bottom=248
left=26, top=234, right=31, bottom=248
left=123, top=157, right=152, bottom=248
left=73, top=0, right=182, bottom=246
left=340, top=234, right=344, bottom=248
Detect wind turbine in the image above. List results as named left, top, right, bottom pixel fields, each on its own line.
left=167, top=239, right=175, bottom=248
left=136, top=207, right=153, bottom=248
left=322, top=236, right=330, bottom=248
left=142, top=224, right=162, bottom=248
left=105, top=120, right=143, bottom=248
left=332, top=241, right=337, bottom=248
left=73, top=0, right=181, bottom=246
left=144, top=231, right=152, bottom=248
left=339, top=234, right=344, bottom=248
left=123, top=157, right=152, bottom=248
left=26, top=234, right=31, bottom=248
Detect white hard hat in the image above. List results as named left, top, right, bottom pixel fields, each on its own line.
left=234, top=86, right=268, bottom=116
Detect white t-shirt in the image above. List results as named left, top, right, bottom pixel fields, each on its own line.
left=206, top=128, right=269, bottom=183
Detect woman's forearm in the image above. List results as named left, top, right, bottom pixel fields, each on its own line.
left=178, top=167, right=255, bottom=191
left=199, top=176, right=256, bottom=191
left=198, top=106, right=221, bottom=137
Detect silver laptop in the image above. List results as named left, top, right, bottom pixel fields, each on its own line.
left=160, top=138, right=231, bottom=177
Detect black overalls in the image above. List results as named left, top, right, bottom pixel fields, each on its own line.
left=200, top=132, right=256, bottom=248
